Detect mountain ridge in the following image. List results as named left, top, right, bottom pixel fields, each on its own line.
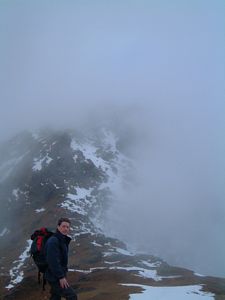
left=0, top=128, right=224, bottom=299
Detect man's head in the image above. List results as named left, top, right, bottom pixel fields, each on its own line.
left=57, top=217, right=71, bottom=236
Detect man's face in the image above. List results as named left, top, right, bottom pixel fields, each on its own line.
left=57, top=221, right=70, bottom=236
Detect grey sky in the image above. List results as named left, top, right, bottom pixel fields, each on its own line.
left=0, top=0, right=225, bottom=276
left=0, top=0, right=224, bottom=138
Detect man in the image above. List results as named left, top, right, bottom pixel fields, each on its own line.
left=45, top=217, right=77, bottom=300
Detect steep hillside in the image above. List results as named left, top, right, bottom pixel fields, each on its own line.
left=0, top=128, right=224, bottom=300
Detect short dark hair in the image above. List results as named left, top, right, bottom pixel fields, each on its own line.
left=57, top=217, right=71, bottom=226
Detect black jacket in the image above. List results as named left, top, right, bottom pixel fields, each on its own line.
left=45, top=230, right=71, bottom=282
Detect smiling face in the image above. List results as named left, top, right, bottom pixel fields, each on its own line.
left=57, top=221, right=70, bottom=236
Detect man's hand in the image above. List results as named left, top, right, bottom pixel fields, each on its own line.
left=59, top=277, right=70, bottom=289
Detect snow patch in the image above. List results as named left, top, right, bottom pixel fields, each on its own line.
left=12, top=188, right=20, bottom=200
left=104, top=260, right=121, bottom=265
left=32, top=154, right=53, bottom=171
left=124, top=284, right=214, bottom=299
left=104, top=246, right=135, bottom=257
left=112, top=266, right=161, bottom=281
left=53, top=183, right=61, bottom=189
left=0, top=228, right=10, bottom=237
left=71, top=139, right=107, bottom=170
left=194, top=272, right=207, bottom=277
left=69, top=267, right=107, bottom=273
left=6, top=240, right=32, bottom=289
left=35, top=208, right=45, bottom=213
left=141, top=260, right=162, bottom=268
left=71, top=219, right=96, bottom=237
left=33, top=158, right=43, bottom=171
left=91, top=241, right=103, bottom=247
left=116, top=247, right=135, bottom=256
left=60, top=188, right=93, bottom=215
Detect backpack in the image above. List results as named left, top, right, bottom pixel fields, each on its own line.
left=30, top=227, right=53, bottom=289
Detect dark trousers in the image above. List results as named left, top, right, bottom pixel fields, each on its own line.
left=49, top=281, right=77, bottom=300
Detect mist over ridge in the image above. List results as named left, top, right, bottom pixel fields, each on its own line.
left=0, top=0, right=224, bottom=278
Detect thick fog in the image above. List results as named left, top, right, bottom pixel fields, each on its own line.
left=0, top=1, right=224, bottom=277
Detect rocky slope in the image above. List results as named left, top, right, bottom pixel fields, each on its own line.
left=0, top=128, right=224, bottom=300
